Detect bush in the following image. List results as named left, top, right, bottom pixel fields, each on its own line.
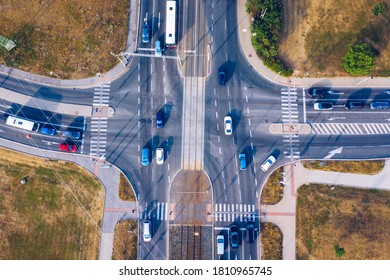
left=372, top=2, right=385, bottom=16
left=341, top=43, right=376, bottom=76
left=247, top=0, right=292, bottom=76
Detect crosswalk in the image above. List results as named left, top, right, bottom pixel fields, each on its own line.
left=90, top=83, right=110, bottom=157
left=312, top=123, right=390, bottom=135
left=139, top=202, right=257, bottom=222
left=281, top=87, right=301, bottom=160
left=214, top=203, right=256, bottom=222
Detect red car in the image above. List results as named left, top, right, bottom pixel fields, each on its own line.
left=59, top=143, right=77, bottom=153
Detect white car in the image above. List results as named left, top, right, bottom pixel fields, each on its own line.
left=261, top=155, right=276, bottom=172
left=224, top=116, right=232, bottom=135
left=156, top=148, right=164, bottom=164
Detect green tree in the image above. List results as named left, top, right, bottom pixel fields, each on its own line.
left=341, top=43, right=376, bottom=76
left=334, top=243, right=345, bottom=258
left=372, top=2, right=385, bottom=16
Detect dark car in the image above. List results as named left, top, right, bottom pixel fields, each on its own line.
left=229, top=225, right=239, bottom=249
left=308, top=88, right=329, bottom=98
left=218, top=67, right=226, bottom=85
left=62, top=130, right=81, bottom=139
left=142, top=23, right=150, bottom=43
left=345, top=101, right=364, bottom=110
left=40, top=127, right=56, bottom=136
left=246, top=220, right=255, bottom=243
left=156, top=111, right=164, bottom=128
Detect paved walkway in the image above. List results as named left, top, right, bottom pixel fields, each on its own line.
left=260, top=160, right=390, bottom=260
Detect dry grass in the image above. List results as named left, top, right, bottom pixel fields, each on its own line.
left=112, top=220, right=138, bottom=260
left=302, top=160, right=385, bottom=175
left=0, top=0, right=129, bottom=79
left=119, top=173, right=136, bottom=201
left=296, top=184, right=390, bottom=259
left=0, top=147, right=104, bottom=259
left=279, top=0, right=390, bottom=77
left=261, top=167, right=284, bottom=205
left=260, top=222, right=283, bottom=260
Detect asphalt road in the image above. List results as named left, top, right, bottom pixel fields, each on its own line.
left=1, top=0, right=390, bottom=261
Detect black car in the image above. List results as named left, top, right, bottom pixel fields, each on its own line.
left=156, top=111, right=164, bottom=128
left=345, top=101, right=364, bottom=109
left=308, top=88, right=329, bottom=98
left=246, top=220, right=255, bottom=243
left=229, top=225, right=239, bottom=249
left=218, top=67, right=226, bottom=85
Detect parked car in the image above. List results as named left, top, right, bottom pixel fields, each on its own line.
left=239, top=153, right=246, bottom=170
left=345, top=101, right=364, bottom=109
left=308, top=88, right=329, bottom=98
left=142, top=23, right=150, bottom=43
left=40, top=127, right=56, bottom=136
left=261, top=155, right=276, bottom=172
left=314, top=102, right=333, bottom=110
left=62, top=130, right=81, bottom=139
left=156, top=111, right=164, bottom=128
left=156, top=148, right=164, bottom=164
left=370, top=101, right=389, bottom=109
left=229, top=225, right=239, bottom=249
left=224, top=116, right=232, bottom=135
left=218, top=67, right=226, bottom=85
left=58, top=143, right=77, bottom=153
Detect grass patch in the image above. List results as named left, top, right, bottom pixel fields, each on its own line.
left=112, top=220, right=138, bottom=260
left=0, top=147, right=104, bottom=259
left=119, top=173, right=136, bottom=201
left=261, top=167, right=284, bottom=205
left=296, top=184, right=390, bottom=259
left=302, top=160, right=385, bottom=175
left=260, top=222, right=283, bottom=260
left=0, top=0, right=129, bottom=79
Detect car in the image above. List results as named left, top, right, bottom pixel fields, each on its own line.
left=141, top=147, right=150, bottom=166
left=345, top=101, right=364, bottom=109
left=58, top=143, right=77, bottom=153
left=224, top=116, right=232, bottom=135
left=246, top=220, right=255, bottom=243
left=142, top=23, right=150, bottom=43
left=143, top=220, right=152, bottom=242
left=370, top=101, right=389, bottom=109
left=261, top=155, right=276, bottom=172
left=156, top=111, right=164, bottom=128
left=314, top=102, right=333, bottom=110
left=156, top=148, right=164, bottom=164
left=216, top=235, right=225, bottom=255
left=308, top=88, right=329, bottom=98
left=40, top=127, right=56, bottom=136
left=155, top=40, right=162, bottom=56
left=239, top=153, right=246, bottom=170
left=218, top=67, right=226, bottom=85
left=229, top=225, right=239, bottom=249
left=62, top=130, right=81, bottom=139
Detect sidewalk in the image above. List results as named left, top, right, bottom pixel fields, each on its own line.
left=236, top=1, right=390, bottom=88
left=261, top=159, right=390, bottom=260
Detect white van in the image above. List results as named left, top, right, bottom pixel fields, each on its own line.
left=217, top=235, right=224, bottom=255
left=143, top=220, right=152, bottom=242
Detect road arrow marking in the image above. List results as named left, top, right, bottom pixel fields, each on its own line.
left=324, top=147, right=343, bottom=159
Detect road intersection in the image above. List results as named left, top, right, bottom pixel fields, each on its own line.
left=0, top=0, right=390, bottom=261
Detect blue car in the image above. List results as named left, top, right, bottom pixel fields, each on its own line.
left=40, top=127, right=56, bottom=136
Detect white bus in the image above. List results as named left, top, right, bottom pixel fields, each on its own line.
left=165, top=0, right=177, bottom=48
left=6, top=116, right=40, bottom=132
